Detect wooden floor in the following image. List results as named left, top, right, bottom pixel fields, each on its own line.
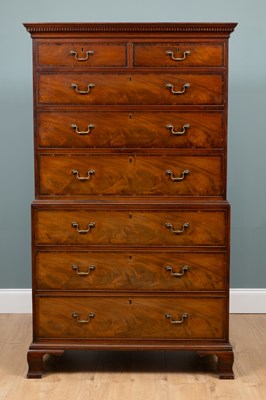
left=0, top=314, right=265, bottom=400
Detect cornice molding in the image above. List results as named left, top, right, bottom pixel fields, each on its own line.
left=23, top=22, right=237, bottom=36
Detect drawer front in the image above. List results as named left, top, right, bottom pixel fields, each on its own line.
left=37, top=296, right=226, bottom=339
left=34, top=208, right=227, bottom=246
left=133, top=43, right=224, bottom=67
left=38, top=154, right=223, bottom=198
left=38, top=73, right=223, bottom=105
left=35, top=251, right=227, bottom=291
left=37, top=111, right=223, bottom=149
left=37, top=42, right=127, bottom=67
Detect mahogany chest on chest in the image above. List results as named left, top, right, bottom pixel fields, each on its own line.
left=24, top=22, right=237, bottom=378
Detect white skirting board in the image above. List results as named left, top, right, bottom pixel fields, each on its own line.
left=0, top=289, right=266, bottom=314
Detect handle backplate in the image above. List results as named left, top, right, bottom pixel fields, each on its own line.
left=165, top=169, right=190, bottom=181
left=72, top=312, right=95, bottom=324
left=71, top=124, right=95, bottom=135
left=72, top=264, right=96, bottom=276
left=165, top=265, right=189, bottom=277
left=72, top=169, right=95, bottom=181
left=165, top=312, right=189, bottom=324
left=70, top=50, right=94, bottom=61
left=166, top=49, right=191, bottom=61
left=72, top=221, right=96, bottom=234
left=165, top=222, right=189, bottom=234
left=166, top=123, right=190, bottom=136
left=166, top=82, right=190, bottom=95
left=71, top=83, right=95, bottom=94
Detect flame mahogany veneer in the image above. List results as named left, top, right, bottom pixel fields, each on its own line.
left=24, top=22, right=237, bottom=379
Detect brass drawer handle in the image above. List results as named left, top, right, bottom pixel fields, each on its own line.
left=165, top=312, right=189, bottom=324
left=166, top=82, right=190, bottom=95
left=165, top=169, right=190, bottom=181
left=71, top=123, right=95, bottom=135
left=72, top=312, right=95, bottom=324
left=70, top=50, right=94, bottom=61
left=166, top=123, right=190, bottom=136
left=166, top=49, right=191, bottom=61
left=71, top=82, right=95, bottom=94
left=72, top=221, right=95, bottom=234
left=72, top=264, right=96, bottom=276
left=165, top=222, right=189, bottom=234
left=165, top=265, right=189, bottom=277
left=72, top=169, right=95, bottom=181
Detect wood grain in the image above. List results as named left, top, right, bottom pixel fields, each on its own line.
left=34, top=207, right=227, bottom=246
left=38, top=73, right=223, bottom=105
left=35, top=251, right=227, bottom=291
left=36, top=296, right=226, bottom=339
left=37, top=110, right=224, bottom=149
left=133, top=43, right=224, bottom=67
left=37, top=42, right=127, bottom=67
left=38, top=154, right=223, bottom=198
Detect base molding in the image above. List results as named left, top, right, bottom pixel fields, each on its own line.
left=0, top=289, right=266, bottom=313
left=27, top=342, right=234, bottom=379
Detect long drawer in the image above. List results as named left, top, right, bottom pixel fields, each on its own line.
left=36, top=296, right=226, bottom=339
left=33, top=207, right=228, bottom=246
left=38, top=73, right=223, bottom=105
left=35, top=251, right=227, bottom=291
left=37, top=111, right=224, bottom=149
left=38, top=154, right=223, bottom=198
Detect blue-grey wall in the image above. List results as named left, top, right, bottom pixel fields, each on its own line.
left=0, top=1, right=265, bottom=288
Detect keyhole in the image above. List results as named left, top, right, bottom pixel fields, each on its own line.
left=128, top=213, right=132, bottom=219
left=128, top=300, right=132, bottom=304
left=81, top=47, right=84, bottom=52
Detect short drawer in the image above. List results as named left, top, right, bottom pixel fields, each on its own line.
left=133, top=42, right=224, bottom=67
left=38, top=154, right=224, bottom=198
left=33, top=206, right=228, bottom=247
left=38, top=73, right=223, bottom=105
left=36, top=296, right=226, bottom=339
left=35, top=251, right=227, bottom=291
left=37, top=111, right=224, bottom=149
left=37, top=42, right=127, bottom=67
